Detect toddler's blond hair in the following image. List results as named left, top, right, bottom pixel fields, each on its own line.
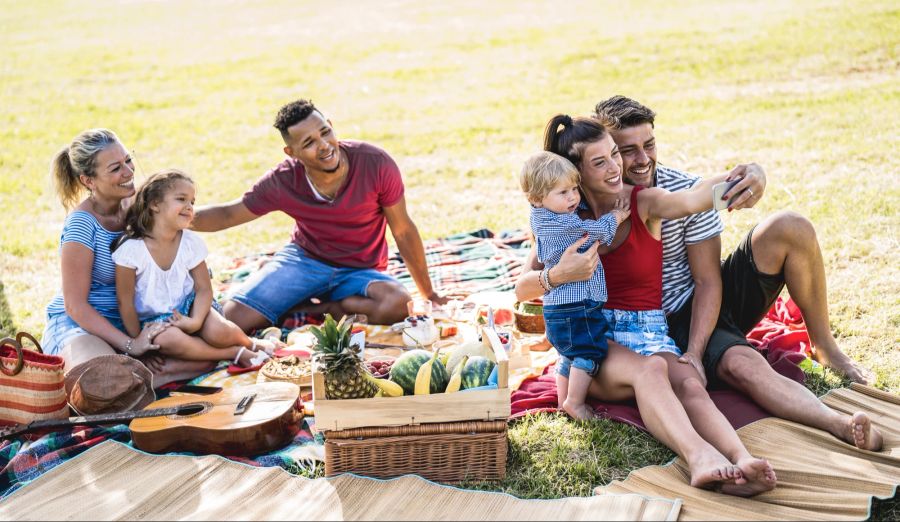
left=519, top=151, right=581, bottom=205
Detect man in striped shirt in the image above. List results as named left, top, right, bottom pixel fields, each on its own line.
left=581, top=95, right=878, bottom=450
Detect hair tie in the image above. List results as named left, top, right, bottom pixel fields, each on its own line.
left=561, top=115, right=573, bottom=127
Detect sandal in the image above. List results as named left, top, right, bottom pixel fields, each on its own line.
left=233, top=346, right=272, bottom=367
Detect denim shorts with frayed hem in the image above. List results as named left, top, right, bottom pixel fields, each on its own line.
left=228, top=243, right=400, bottom=325
left=42, top=312, right=125, bottom=356
left=601, top=308, right=682, bottom=358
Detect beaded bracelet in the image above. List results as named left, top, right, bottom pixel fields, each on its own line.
left=538, top=268, right=549, bottom=292
left=540, top=267, right=555, bottom=292
left=545, top=267, right=556, bottom=289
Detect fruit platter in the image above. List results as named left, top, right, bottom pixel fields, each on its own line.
left=311, top=314, right=511, bottom=432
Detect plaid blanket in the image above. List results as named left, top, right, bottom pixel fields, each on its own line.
left=1, top=229, right=531, bottom=499
left=215, top=229, right=531, bottom=327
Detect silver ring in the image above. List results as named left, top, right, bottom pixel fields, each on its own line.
left=748, top=188, right=754, bottom=198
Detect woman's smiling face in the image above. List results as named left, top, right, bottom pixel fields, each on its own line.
left=577, top=133, right=624, bottom=196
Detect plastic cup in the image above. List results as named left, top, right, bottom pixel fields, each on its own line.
left=407, top=298, right=433, bottom=317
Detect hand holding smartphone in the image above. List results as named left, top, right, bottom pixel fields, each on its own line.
left=712, top=179, right=742, bottom=211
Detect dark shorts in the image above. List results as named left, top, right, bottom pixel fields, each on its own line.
left=543, top=299, right=610, bottom=376
left=666, top=227, right=785, bottom=389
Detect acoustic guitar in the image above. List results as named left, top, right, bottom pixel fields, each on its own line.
left=0, top=382, right=303, bottom=457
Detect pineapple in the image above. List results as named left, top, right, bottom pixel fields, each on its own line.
left=311, top=314, right=377, bottom=400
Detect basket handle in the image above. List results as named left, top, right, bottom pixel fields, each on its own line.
left=17, top=331, right=43, bottom=354
left=0, top=337, right=24, bottom=376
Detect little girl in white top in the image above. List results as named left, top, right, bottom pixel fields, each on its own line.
left=112, top=169, right=276, bottom=368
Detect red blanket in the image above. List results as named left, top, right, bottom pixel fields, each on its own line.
left=511, top=297, right=809, bottom=431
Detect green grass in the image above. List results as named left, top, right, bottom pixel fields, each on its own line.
left=1, top=0, right=897, bottom=517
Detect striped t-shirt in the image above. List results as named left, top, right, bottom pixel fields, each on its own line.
left=46, top=210, right=124, bottom=320
left=656, top=165, right=724, bottom=314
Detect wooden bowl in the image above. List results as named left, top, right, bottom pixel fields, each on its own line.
left=513, top=300, right=545, bottom=334
left=258, top=353, right=313, bottom=388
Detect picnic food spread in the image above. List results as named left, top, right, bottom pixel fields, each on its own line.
left=260, top=355, right=312, bottom=385
left=311, top=315, right=379, bottom=399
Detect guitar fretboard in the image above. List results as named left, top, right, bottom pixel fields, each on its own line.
left=1, top=405, right=192, bottom=440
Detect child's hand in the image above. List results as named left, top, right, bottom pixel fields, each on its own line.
left=612, top=196, right=631, bottom=224
left=169, top=309, right=201, bottom=333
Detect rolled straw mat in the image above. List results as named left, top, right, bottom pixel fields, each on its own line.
left=0, top=441, right=681, bottom=521
left=595, top=383, right=900, bottom=521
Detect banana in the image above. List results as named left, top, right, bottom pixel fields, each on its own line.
left=444, top=355, right=468, bottom=393
left=364, top=373, right=404, bottom=397
left=414, top=348, right=441, bottom=395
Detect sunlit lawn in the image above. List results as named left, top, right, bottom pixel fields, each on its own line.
left=1, top=0, right=897, bottom=517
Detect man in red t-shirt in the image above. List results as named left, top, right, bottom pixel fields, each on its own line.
left=193, top=99, right=446, bottom=331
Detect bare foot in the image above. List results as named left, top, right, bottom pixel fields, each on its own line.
left=846, top=412, right=883, bottom=451
left=562, top=401, right=602, bottom=421
left=720, top=457, right=776, bottom=497
left=689, top=453, right=745, bottom=491
left=814, top=349, right=872, bottom=384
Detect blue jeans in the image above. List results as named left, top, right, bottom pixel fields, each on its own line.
left=544, top=299, right=609, bottom=378
left=229, top=243, right=399, bottom=324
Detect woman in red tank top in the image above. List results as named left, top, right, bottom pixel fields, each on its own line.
left=516, top=115, right=776, bottom=496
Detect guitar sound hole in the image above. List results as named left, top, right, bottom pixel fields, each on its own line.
left=170, top=402, right=211, bottom=419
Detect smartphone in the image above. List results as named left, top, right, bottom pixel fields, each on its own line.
left=172, top=384, right=223, bottom=395
left=712, top=179, right=741, bottom=211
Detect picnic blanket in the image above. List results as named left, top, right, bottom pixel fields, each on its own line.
left=0, top=229, right=837, bottom=501
left=510, top=295, right=819, bottom=431
left=214, top=228, right=531, bottom=326
left=0, top=441, right=682, bottom=521
left=510, top=344, right=807, bottom=431
left=0, top=229, right=531, bottom=499
left=595, top=383, right=900, bottom=521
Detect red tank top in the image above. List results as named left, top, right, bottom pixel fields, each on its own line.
left=600, top=185, right=663, bottom=310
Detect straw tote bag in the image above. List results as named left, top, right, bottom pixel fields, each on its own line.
left=0, top=332, right=68, bottom=426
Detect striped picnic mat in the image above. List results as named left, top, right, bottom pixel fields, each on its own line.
left=594, top=383, right=900, bottom=521
left=0, top=441, right=681, bottom=521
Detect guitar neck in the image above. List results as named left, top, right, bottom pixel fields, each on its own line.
left=2, top=406, right=181, bottom=440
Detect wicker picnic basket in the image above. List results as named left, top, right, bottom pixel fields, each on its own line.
left=317, top=328, right=511, bottom=483
left=324, top=420, right=508, bottom=483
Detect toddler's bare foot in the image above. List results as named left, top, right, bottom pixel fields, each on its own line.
left=846, top=412, right=883, bottom=451
left=720, top=457, right=776, bottom=497
left=562, top=401, right=602, bottom=421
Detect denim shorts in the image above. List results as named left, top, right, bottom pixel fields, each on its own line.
left=229, top=243, right=400, bottom=324
left=602, top=308, right=682, bottom=358
left=140, top=292, right=196, bottom=329
left=544, top=299, right=609, bottom=377
left=41, top=312, right=125, bottom=356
